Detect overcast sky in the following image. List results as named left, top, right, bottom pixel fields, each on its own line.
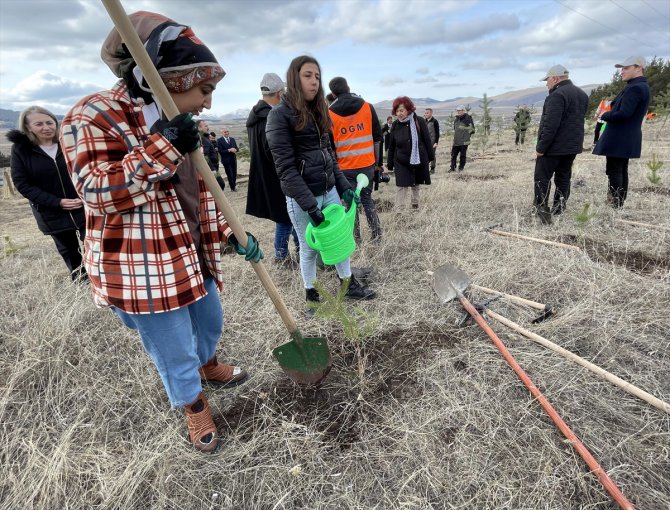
left=1, top=0, right=669, bottom=116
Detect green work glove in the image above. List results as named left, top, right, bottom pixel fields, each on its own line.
left=342, top=189, right=360, bottom=207
left=228, top=232, right=264, bottom=263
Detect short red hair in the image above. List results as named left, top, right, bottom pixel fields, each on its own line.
left=392, top=96, right=415, bottom=115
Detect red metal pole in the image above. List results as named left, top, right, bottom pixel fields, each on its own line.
left=458, top=295, right=635, bottom=510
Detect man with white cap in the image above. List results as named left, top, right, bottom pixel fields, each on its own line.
left=593, top=56, right=650, bottom=208
left=533, top=64, right=588, bottom=224
left=450, top=105, right=475, bottom=172
left=245, top=73, right=298, bottom=267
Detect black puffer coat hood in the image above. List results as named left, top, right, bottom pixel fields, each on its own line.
left=266, top=97, right=351, bottom=212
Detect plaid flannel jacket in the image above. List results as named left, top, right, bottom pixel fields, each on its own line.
left=60, top=81, right=232, bottom=314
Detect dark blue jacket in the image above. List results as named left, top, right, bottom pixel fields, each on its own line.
left=217, top=136, right=238, bottom=165
left=593, top=76, right=650, bottom=159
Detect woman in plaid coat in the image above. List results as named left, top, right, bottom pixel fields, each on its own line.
left=60, top=11, right=263, bottom=453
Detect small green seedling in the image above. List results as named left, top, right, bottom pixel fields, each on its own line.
left=574, top=202, right=596, bottom=226
left=647, top=153, right=663, bottom=185
left=310, top=279, right=378, bottom=379
left=3, top=234, right=23, bottom=257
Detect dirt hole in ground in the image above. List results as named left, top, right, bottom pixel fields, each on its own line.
left=634, top=186, right=670, bottom=197
left=453, top=174, right=505, bottom=181
left=218, top=326, right=460, bottom=449
left=561, top=234, right=670, bottom=275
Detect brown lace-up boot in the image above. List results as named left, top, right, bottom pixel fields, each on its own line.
left=184, top=392, right=218, bottom=453
left=199, top=357, right=249, bottom=387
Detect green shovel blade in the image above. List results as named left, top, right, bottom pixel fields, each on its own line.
left=272, top=332, right=332, bottom=385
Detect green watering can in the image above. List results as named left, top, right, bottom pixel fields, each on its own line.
left=305, top=173, right=369, bottom=265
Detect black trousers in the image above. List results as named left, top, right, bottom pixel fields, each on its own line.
left=533, top=154, right=576, bottom=213
left=344, top=166, right=382, bottom=241
left=605, top=157, right=629, bottom=208
left=451, top=145, right=468, bottom=170
left=222, top=157, right=237, bottom=191
left=51, top=226, right=86, bottom=280
left=515, top=130, right=527, bottom=145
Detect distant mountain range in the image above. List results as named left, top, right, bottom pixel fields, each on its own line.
left=0, top=84, right=602, bottom=127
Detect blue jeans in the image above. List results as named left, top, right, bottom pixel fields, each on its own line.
left=287, top=187, right=351, bottom=289
left=113, top=278, right=223, bottom=408
left=274, top=222, right=299, bottom=260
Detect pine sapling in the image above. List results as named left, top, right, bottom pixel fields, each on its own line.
left=646, top=153, right=663, bottom=185
left=574, top=202, right=596, bottom=227
left=309, top=280, right=378, bottom=380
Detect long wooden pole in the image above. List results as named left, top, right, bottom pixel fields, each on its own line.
left=488, top=228, right=581, bottom=251
left=471, top=284, right=547, bottom=311
left=101, top=0, right=298, bottom=337
left=485, top=310, right=670, bottom=416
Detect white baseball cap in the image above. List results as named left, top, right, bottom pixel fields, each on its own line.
left=540, top=64, right=569, bottom=81
left=615, top=56, right=646, bottom=68
left=260, top=73, right=284, bottom=94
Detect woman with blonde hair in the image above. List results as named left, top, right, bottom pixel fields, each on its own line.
left=7, top=105, right=86, bottom=280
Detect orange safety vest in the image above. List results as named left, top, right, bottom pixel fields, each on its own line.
left=329, top=103, right=376, bottom=170
left=598, top=99, right=612, bottom=114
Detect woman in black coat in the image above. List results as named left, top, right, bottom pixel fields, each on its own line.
left=387, top=96, right=433, bottom=210
left=8, top=106, right=86, bottom=280
left=266, top=55, right=376, bottom=312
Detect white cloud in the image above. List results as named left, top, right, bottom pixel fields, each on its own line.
left=415, top=76, right=438, bottom=84
left=379, top=76, right=406, bottom=87
left=0, top=71, right=102, bottom=111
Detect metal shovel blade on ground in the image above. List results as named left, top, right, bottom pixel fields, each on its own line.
left=103, top=0, right=330, bottom=385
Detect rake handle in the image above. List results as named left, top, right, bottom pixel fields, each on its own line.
left=454, top=290, right=635, bottom=510
left=101, top=0, right=298, bottom=335
left=485, top=310, right=670, bottom=416
left=471, top=284, right=546, bottom=311
left=489, top=228, right=581, bottom=251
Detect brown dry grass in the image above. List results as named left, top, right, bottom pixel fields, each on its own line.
left=1, top=124, right=669, bottom=510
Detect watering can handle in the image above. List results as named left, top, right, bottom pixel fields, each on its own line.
left=305, top=223, right=321, bottom=251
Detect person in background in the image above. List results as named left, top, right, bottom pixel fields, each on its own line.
left=593, top=56, right=650, bottom=209
left=386, top=96, right=433, bottom=210
left=266, top=55, right=376, bottom=316
left=217, top=127, right=238, bottom=191
left=8, top=106, right=86, bottom=281
left=209, top=132, right=219, bottom=166
left=381, top=115, right=393, bottom=165
left=514, top=105, right=532, bottom=147
left=534, top=64, right=588, bottom=224
left=592, top=97, right=611, bottom=147
left=198, top=120, right=218, bottom=171
left=423, top=108, right=440, bottom=173
left=328, top=76, right=383, bottom=242
left=245, top=72, right=299, bottom=267
left=450, top=105, right=475, bottom=172
left=59, top=11, right=264, bottom=453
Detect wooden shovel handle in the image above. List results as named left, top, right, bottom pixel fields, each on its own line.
left=616, top=218, right=670, bottom=231
left=485, top=309, right=670, bottom=416
left=489, top=228, right=581, bottom=251
left=101, top=0, right=298, bottom=335
left=471, top=284, right=546, bottom=311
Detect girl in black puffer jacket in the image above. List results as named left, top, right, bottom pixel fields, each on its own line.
left=8, top=106, right=86, bottom=281
left=266, top=55, right=376, bottom=314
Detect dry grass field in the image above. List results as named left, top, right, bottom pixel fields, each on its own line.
left=1, top=124, right=669, bottom=510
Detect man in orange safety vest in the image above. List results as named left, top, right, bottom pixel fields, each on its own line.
left=328, top=76, right=383, bottom=242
